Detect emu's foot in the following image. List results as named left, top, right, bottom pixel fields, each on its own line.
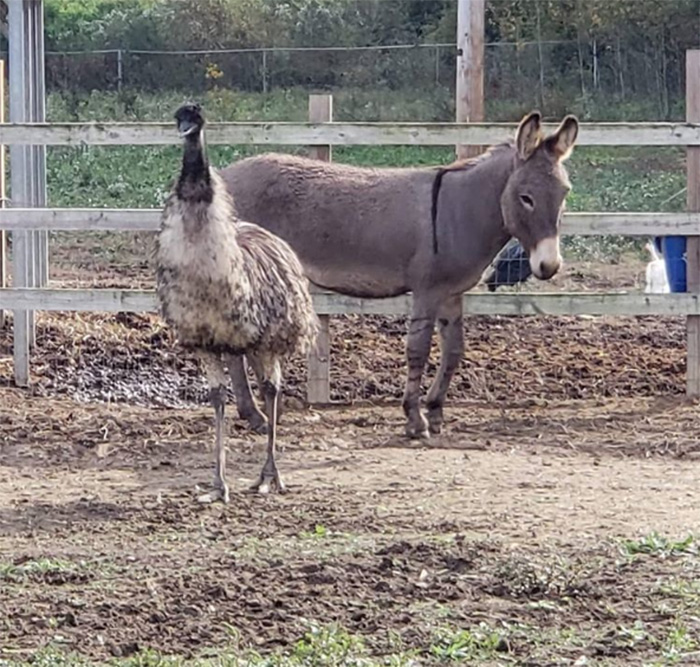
left=197, top=483, right=230, bottom=504
left=251, top=470, right=287, bottom=495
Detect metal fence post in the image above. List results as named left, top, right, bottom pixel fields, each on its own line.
left=117, top=48, right=123, bottom=91
left=9, top=0, right=48, bottom=386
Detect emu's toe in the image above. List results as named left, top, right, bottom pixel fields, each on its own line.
left=196, top=484, right=230, bottom=504
left=251, top=473, right=287, bottom=495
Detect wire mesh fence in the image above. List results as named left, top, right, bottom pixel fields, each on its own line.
left=26, top=30, right=696, bottom=123
left=35, top=38, right=700, bottom=120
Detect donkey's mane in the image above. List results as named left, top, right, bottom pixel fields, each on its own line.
left=430, top=142, right=513, bottom=253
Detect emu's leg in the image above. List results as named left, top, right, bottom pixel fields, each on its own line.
left=226, top=354, right=267, bottom=433
left=249, top=355, right=286, bottom=494
left=402, top=295, right=438, bottom=439
left=426, top=295, right=464, bottom=435
left=198, top=352, right=231, bottom=504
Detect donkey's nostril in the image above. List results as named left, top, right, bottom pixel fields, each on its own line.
left=538, top=260, right=559, bottom=280
left=529, top=236, right=562, bottom=280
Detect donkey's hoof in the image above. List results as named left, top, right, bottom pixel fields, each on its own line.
left=427, top=406, right=444, bottom=435
left=428, top=422, right=442, bottom=435
left=240, top=411, right=268, bottom=434
left=405, top=424, right=430, bottom=440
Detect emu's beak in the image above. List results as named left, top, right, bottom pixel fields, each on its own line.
left=177, top=120, right=198, bottom=138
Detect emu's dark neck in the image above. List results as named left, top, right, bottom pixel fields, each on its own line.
left=176, top=131, right=213, bottom=204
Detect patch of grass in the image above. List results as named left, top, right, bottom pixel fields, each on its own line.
left=235, top=532, right=378, bottom=562
left=658, top=577, right=700, bottom=601
left=429, top=623, right=508, bottom=662
left=616, top=620, right=651, bottom=649
left=0, top=558, right=84, bottom=583
left=1, top=624, right=420, bottom=667
left=661, top=621, right=699, bottom=664
left=299, top=523, right=329, bottom=539
left=619, top=533, right=697, bottom=559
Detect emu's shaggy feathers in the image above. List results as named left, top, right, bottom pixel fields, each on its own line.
left=156, top=172, right=317, bottom=357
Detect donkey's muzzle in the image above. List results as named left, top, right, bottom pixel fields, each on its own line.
left=529, top=236, right=562, bottom=280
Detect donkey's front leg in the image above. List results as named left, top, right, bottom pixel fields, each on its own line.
left=426, top=295, right=464, bottom=435
left=402, top=297, right=438, bottom=439
left=226, top=354, right=268, bottom=434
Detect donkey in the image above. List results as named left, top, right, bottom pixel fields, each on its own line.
left=219, top=111, right=579, bottom=438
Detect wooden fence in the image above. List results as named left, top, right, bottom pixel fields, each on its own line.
left=1, top=53, right=700, bottom=399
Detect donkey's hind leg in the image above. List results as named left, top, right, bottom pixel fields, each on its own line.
left=248, top=355, right=286, bottom=494
left=402, top=296, right=438, bottom=439
left=226, top=354, right=268, bottom=434
left=426, top=295, right=464, bottom=435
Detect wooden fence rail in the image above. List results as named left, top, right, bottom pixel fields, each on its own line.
left=0, top=121, right=698, bottom=147
left=1, top=288, right=699, bottom=318
left=1, top=209, right=700, bottom=236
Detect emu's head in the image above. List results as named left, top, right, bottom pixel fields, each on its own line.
left=175, top=102, right=205, bottom=139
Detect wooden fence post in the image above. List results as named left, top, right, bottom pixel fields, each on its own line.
left=455, top=0, right=485, bottom=160
left=306, top=94, right=332, bottom=404
left=686, top=50, right=700, bottom=396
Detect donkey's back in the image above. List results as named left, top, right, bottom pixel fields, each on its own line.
left=219, top=153, right=434, bottom=298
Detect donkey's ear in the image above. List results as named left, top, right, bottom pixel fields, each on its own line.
left=545, top=115, right=579, bottom=162
left=515, top=111, right=543, bottom=161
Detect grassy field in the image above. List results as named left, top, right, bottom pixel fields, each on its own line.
left=41, top=88, right=687, bottom=263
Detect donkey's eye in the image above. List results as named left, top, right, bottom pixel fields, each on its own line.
left=520, top=194, right=535, bottom=210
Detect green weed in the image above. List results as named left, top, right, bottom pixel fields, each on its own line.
left=0, top=558, right=82, bottom=582
left=619, top=533, right=697, bottom=559
left=0, top=624, right=419, bottom=667
left=661, top=621, right=698, bottom=663
left=299, top=524, right=329, bottom=539
left=429, top=623, right=508, bottom=661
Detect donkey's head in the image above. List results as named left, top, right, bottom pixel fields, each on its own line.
left=501, top=111, right=579, bottom=280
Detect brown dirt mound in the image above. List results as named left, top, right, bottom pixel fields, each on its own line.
left=0, top=311, right=687, bottom=408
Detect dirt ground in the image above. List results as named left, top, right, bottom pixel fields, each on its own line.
left=2, top=390, right=700, bottom=665
left=2, top=252, right=700, bottom=664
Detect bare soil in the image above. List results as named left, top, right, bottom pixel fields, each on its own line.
left=2, top=392, right=700, bottom=664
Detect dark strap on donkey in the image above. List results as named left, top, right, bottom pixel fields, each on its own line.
left=430, top=167, right=448, bottom=254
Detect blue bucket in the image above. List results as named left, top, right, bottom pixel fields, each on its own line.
left=655, top=236, right=686, bottom=293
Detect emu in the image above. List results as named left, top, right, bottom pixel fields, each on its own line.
left=155, top=103, right=318, bottom=503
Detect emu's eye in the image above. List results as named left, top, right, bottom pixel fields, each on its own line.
left=520, top=194, right=534, bottom=210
